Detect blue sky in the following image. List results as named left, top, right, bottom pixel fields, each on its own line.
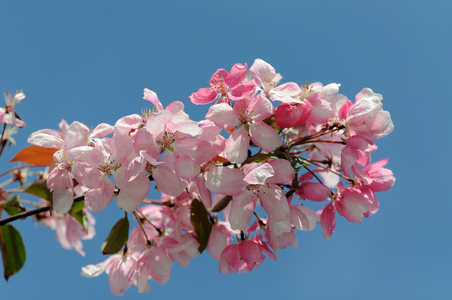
left=1, top=1, right=451, bottom=299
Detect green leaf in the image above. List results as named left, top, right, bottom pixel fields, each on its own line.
left=69, top=201, right=88, bottom=233
left=0, top=225, right=26, bottom=281
left=286, top=173, right=300, bottom=199
left=269, top=151, right=288, bottom=160
left=22, top=179, right=52, bottom=202
left=243, top=153, right=269, bottom=164
left=190, top=199, right=212, bottom=254
left=1, top=195, right=26, bottom=216
left=210, top=195, right=232, bottom=213
left=290, top=156, right=310, bottom=173
left=101, top=216, right=129, bottom=255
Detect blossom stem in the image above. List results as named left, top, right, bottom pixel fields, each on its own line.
left=306, top=159, right=352, bottom=181
left=0, top=165, right=42, bottom=179
left=289, top=127, right=342, bottom=148
left=0, top=123, right=7, bottom=157
left=142, top=199, right=174, bottom=207
left=133, top=211, right=151, bottom=243
left=253, top=211, right=266, bottom=229
left=308, top=140, right=346, bottom=145
left=135, top=207, right=162, bottom=235
left=302, top=165, right=323, bottom=184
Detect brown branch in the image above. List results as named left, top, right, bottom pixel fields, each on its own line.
left=0, top=195, right=85, bottom=226
left=0, top=205, right=50, bottom=225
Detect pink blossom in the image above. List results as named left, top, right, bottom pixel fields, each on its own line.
left=207, top=162, right=293, bottom=235
left=319, top=202, right=336, bottom=240
left=190, top=63, right=256, bottom=105
left=290, top=205, right=320, bottom=231
left=359, top=159, right=395, bottom=192
left=0, top=90, right=26, bottom=127
left=318, top=184, right=379, bottom=240
left=41, top=209, right=96, bottom=256
left=250, top=58, right=301, bottom=102
left=341, top=135, right=377, bottom=178
left=345, top=88, right=394, bottom=140
left=28, top=121, right=92, bottom=213
left=306, top=82, right=349, bottom=126
left=208, top=222, right=233, bottom=260
left=275, top=101, right=313, bottom=129
left=134, top=244, right=173, bottom=287
left=219, top=233, right=276, bottom=274
left=82, top=252, right=139, bottom=296
left=161, top=233, right=199, bottom=267
left=265, top=221, right=297, bottom=253
left=336, top=186, right=378, bottom=222
left=206, top=94, right=280, bottom=163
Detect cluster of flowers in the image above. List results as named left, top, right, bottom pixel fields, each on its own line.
left=26, top=59, right=395, bottom=295
left=0, top=90, right=26, bottom=148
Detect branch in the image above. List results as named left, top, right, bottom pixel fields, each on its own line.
left=0, top=195, right=85, bottom=226
left=0, top=206, right=50, bottom=225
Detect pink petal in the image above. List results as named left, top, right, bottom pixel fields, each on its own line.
left=336, top=188, right=373, bottom=223
left=225, top=63, right=248, bottom=88
left=48, top=169, right=74, bottom=214
left=84, top=177, right=115, bottom=213
left=290, top=205, right=319, bottom=231
left=208, top=223, right=232, bottom=260
left=296, top=182, right=331, bottom=202
left=243, top=163, right=274, bottom=185
left=27, top=129, right=63, bottom=148
left=225, top=128, right=250, bottom=164
left=250, top=58, right=277, bottom=88
left=152, top=165, right=185, bottom=197
left=145, top=110, right=171, bottom=137
left=319, top=202, right=336, bottom=240
left=249, top=122, right=281, bottom=152
left=90, top=123, right=113, bottom=139
left=205, top=167, right=247, bottom=196
left=266, top=159, right=295, bottom=184
left=229, top=190, right=257, bottom=232
left=143, top=88, right=164, bottom=112
left=115, top=171, right=150, bottom=212
left=64, top=121, right=90, bottom=150
left=272, top=82, right=301, bottom=100
left=205, top=103, right=239, bottom=129
left=228, top=84, right=256, bottom=101
left=189, top=87, right=217, bottom=105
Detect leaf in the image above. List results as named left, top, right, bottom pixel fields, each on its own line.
left=0, top=225, right=26, bottom=281
left=69, top=201, right=89, bottom=233
left=190, top=199, right=212, bottom=254
left=22, top=179, right=53, bottom=202
left=9, top=145, right=59, bottom=166
left=213, top=155, right=229, bottom=163
left=269, top=151, right=288, bottom=160
left=290, top=156, right=310, bottom=173
left=101, top=216, right=129, bottom=255
left=210, top=195, right=232, bottom=213
left=243, top=153, right=268, bottom=164
left=286, top=173, right=300, bottom=199
left=1, top=195, right=26, bottom=216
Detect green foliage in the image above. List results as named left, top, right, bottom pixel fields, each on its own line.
left=1, top=195, right=26, bottom=216
left=69, top=200, right=89, bottom=233
left=22, top=179, right=52, bottom=202
left=210, top=195, right=232, bottom=213
left=101, top=215, right=129, bottom=255
left=0, top=225, right=26, bottom=280
left=190, top=199, right=212, bottom=254
left=290, top=156, right=310, bottom=173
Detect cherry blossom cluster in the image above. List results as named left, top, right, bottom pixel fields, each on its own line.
left=24, top=59, right=395, bottom=295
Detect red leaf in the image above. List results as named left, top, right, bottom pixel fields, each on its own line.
left=9, top=146, right=59, bottom=166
